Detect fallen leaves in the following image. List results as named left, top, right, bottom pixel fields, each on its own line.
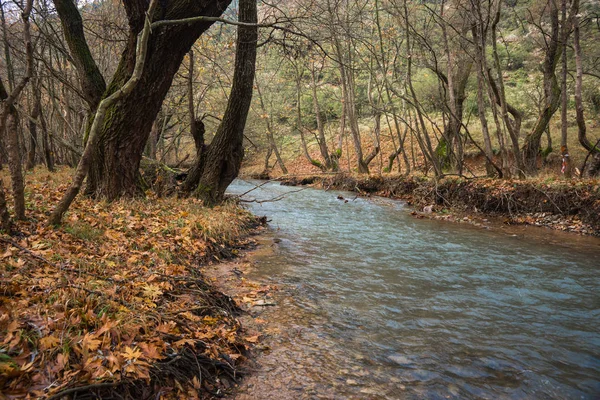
left=0, top=167, right=259, bottom=399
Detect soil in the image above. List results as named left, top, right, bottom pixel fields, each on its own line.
left=201, top=233, right=298, bottom=399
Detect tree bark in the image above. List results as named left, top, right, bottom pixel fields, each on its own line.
left=490, top=1, right=523, bottom=177
left=572, top=0, right=598, bottom=167
left=295, top=74, right=325, bottom=171
left=0, top=178, right=11, bottom=232
left=255, top=79, right=287, bottom=174
left=48, top=0, right=160, bottom=225
left=181, top=119, right=206, bottom=193
left=180, top=50, right=209, bottom=193
left=559, top=0, right=571, bottom=178
left=26, top=93, right=40, bottom=170
left=310, top=64, right=333, bottom=170
left=53, top=0, right=107, bottom=110
left=0, top=0, right=33, bottom=220
left=522, top=0, right=572, bottom=174
left=195, top=0, right=257, bottom=205
left=53, top=0, right=232, bottom=200
left=3, top=108, right=25, bottom=219
left=0, top=1, right=15, bottom=92
left=31, top=77, right=55, bottom=172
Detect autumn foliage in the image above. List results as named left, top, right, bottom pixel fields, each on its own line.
left=1, top=168, right=258, bottom=399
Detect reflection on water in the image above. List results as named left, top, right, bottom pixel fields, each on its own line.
left=227, top=179, right=600, bottom=399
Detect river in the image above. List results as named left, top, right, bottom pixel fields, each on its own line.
left=226, top=179, right=600, bottom=399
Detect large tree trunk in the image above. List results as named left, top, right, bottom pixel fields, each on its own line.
left=54, top=0, right=232, bottom=200
left=88, top=1, right=231, bottom=200
left=194, top=0, right=257, bottom=205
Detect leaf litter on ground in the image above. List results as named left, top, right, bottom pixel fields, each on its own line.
left=0, top=167, right=262, bottom=399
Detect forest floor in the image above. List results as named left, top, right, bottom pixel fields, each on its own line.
left=0, top=167, right=270, bottom=399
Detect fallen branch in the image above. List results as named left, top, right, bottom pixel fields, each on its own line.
left=47, top=382, right=120, bottom=400
left=239, top=187, right=307, bottom=204
left=0, top=236, right=52, bottom=266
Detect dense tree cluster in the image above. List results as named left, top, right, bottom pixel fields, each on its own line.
left=0, top=0, right=599, bottom=227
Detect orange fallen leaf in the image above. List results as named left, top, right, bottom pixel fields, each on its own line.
left=39, top=335, right=60, bottom=350
left=244, top=335, right=259, bottom=343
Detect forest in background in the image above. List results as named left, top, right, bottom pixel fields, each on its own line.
left=0, top=0, right=599, bottom=217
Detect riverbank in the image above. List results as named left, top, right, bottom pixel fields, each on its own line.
left=0, top=167, right=262, bottom=399
left=270, top=173, right=600, bottom=237
left=219, top=179, right=600, bottom=399
left=204, top=234, right=349, bottom=400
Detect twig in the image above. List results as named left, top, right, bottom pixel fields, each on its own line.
left=240, top=188, right=307, bottom=204
left=580, top=138, right=600, bottom=177
left=530, top=184, right=563, bottom=214
left=234, top=179, right=280, bottom=198
left=168, top=306, right=210, bottom=315
left=0, top=236, right=52, bottom=266
left=47, top=382, right=120, bottom=400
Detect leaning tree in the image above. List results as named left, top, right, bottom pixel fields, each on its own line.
left=53, top=0, right=233, bottom=200
left=48, top=0, right=261, bottom=224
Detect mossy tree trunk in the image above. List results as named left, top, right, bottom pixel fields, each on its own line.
left=54, top=0, right=232, bottom=201
left=53, top=0, right=106, bottom=110
left=194, top=0, right=257, bottom=205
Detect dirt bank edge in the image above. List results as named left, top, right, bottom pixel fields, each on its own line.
left=274, top=174, right=600, bottom=237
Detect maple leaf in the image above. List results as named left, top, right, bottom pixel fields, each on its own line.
left=192, top=375, right=201, bottom=389
left=39, top=335, right=60, bottom=351
left=156, top=321, right=178, bottom=334
left=123, top=359, right=151, bottom=380
left=121, top=346, right=143, bottom=361
left=80, top=333, right=102, bottom=353
left=96, top=318, right=119, bottom=337
left=202, top=315, right=218, bottom=326
left=54, top=353, right=68, bottom=371
left=106, top=352, right=122, bottom=372
left=139, top=342, right=163, bottom=360
left=244, top=335, right=260, bottom=343
left=142, top=284, right=163, bottom=299
left=174, top=338, right=196, bottom=348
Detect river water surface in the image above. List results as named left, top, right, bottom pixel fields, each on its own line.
left=227, top=179, right=599, bottom=399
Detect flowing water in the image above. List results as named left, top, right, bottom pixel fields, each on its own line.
left=227, top=179, right=600, bottom=399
